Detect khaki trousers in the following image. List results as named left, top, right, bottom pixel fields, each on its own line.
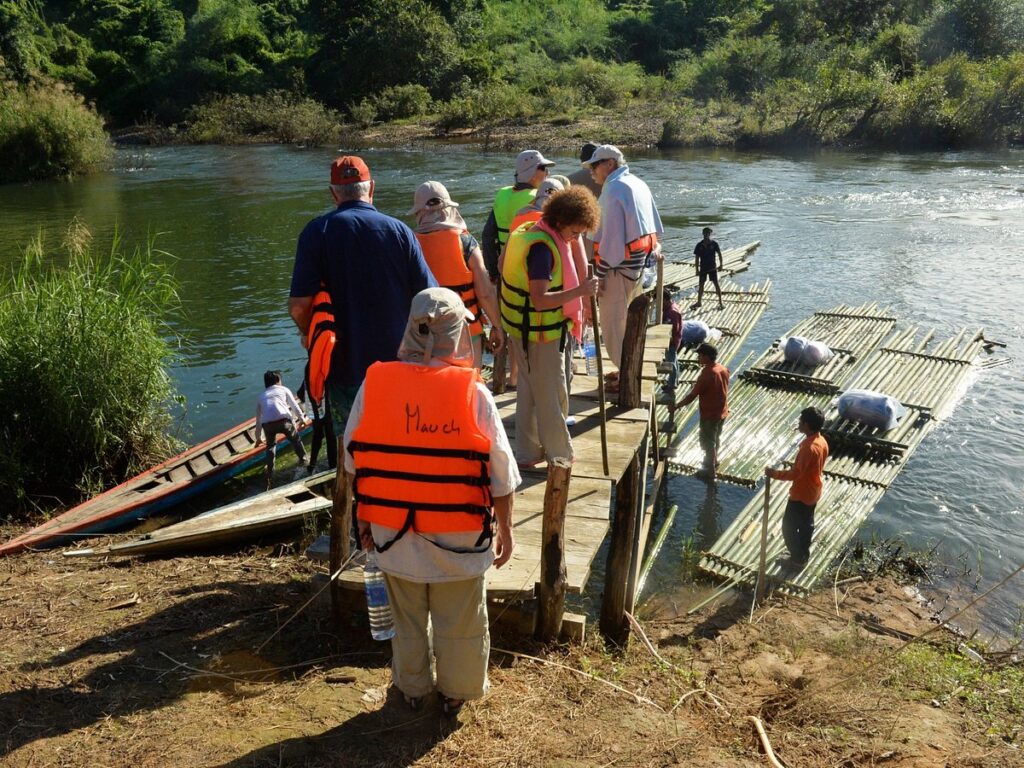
left=384, top=573, right=490, bottom=701
left=600, top=271, right=642, bottom=370
left=508, top=335, right=573, bottom=463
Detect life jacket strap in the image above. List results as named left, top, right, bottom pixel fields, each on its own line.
left=354, top=467, right=491, bottom=487
left=348, top=440, right=490, bottom=463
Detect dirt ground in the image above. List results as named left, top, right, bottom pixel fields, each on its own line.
left=1, top=541, right=1020, bottom=768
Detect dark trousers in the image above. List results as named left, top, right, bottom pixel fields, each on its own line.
left=782, top=499, right=815, bottom=564
left=262, top=419, right=306, bottom=477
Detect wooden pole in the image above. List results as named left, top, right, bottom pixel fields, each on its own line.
left=654, top=257, right=664, bottom=327
left=589, top=267, right=610, bottom=476
left=491, top=340, right=508, bottom=395
left=755, top=472, right=771, bottom=606
left=330, top=439, right=351, bottom=627
left=536, top=458, right=573, bottom=642
left=618, top=293, right=653, bottom=410
left=600, top=449, right=642, bottom=646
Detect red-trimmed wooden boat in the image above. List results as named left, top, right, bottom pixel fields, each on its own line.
left=0, top=417, right=312, bottom=557
left=65, top=469, right=334, bottom=558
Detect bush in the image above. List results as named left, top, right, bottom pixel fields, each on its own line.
left=186, top=91, right=342, bottom=144
left=0, top=227, right=184, bottom=517
left=373, top=84, right=432, bottom=121
left=435, top=80, right=536, bottom=130
left=348, top=98, right=378, bottom=128
left=0, top=79, right=110, bottom=183
left=558, top=58, right=645, bottom=107
left=870, top=23, right=922, bottom=80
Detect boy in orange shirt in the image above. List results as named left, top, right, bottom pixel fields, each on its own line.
left=767, top=406, right=829, bottom=567
left=679, top=342, right=730, bottom=474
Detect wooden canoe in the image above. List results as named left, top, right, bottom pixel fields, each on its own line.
left=0, top=417, right=312, bottom=557
left=65, top=470, right=334, bottom=558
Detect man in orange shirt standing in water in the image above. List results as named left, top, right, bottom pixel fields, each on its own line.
left=679, top=342, right=729, bottom=475
left=767, top=406, right=829, bottom=567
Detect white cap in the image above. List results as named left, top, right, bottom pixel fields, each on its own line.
left=515, top=149, right=555, bottom=182
left=581, top=144, right=625, bottom=167
left=407, top=180, right=459, bottom=215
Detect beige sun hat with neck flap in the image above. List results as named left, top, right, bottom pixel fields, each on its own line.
left=398, top=287, right=475, bottom=367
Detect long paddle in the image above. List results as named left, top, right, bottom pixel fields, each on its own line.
left=588, top=266, right=610, bottom=476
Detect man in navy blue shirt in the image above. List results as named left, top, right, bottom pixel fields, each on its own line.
left=289, top=155, right=437, bottom=435
left=692, top=226, right=724, bottom=310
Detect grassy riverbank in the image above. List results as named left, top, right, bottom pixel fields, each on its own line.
left=1, top=535, right=1019, bottom=766
left=0, top=227, right=183, bottom=516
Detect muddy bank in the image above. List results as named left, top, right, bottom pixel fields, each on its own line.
left=1, top=543, right=1020, bottom=767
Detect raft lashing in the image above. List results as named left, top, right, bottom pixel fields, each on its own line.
left=664, top=301, right=992, bottom=596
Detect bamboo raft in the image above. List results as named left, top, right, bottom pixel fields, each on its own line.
left=668, top=302, right=898, bottom=484
left=660, top=241, right=761, bottom=292
left=699, top=325, right=987, bottom=595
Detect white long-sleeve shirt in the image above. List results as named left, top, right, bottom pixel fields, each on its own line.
left=344, top=360, right=521, bottom=582
left=254, top=384, right=304, bottom=436
left=592, top=164, right=664, bottom=271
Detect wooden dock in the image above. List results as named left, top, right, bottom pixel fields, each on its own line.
left=325, top=286, right=684, bottom=642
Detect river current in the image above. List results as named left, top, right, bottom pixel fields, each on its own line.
left=1, top=145, right=1021, bottom=637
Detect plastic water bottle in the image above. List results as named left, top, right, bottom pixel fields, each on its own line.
left=363, top=552, right=395, bottom=641
left=641, top=251, right=657, bottom=289
left=582, top=326, right=598, bottom=376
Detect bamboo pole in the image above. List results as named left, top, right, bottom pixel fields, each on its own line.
left=536, top=458, right=573, bottom=642
left=589, top=267, right=610, bottom=476
left=636, top=503, right=678, bottom=598
left=754, top=473, right=771, bottom=606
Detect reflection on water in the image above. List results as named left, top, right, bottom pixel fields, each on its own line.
left=2, top=145, right=1022, bottom=636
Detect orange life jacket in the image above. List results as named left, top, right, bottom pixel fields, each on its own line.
left=304, top=288, right=335, bottom=406
left=509, top=208, right=542, bottom=234
left=594, top=233, right=659, bottom=280
left=415, top=230, right=484, bottom=336
left=350, top=361, right=492, bottom=552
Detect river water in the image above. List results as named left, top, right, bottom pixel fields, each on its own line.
left=1, top=145, right=1022, bottom=637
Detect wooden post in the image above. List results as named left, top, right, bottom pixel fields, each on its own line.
left=654, top=257, right=665, bottom=327
left=536, top=458, right=573, bottom=642
left=755, top=473, right=771, bottom=606
left=618, top=293, right=653, bottom=410
left=492, top=341, right=507, bottom=395
left=625, top=431, right=651, bottom=615
left=330, top=438, right=351, bottom=627
left=600, top=448, right=642, bottom=646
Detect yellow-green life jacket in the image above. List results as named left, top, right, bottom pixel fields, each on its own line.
left=499, top=225, right=567, bottom=344
left=492, top=186, right=537, bottom=245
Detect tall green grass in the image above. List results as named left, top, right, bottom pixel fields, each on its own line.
left=0, top=225, right=184, bottom=519
left=0, top=80, right=110, bottom=184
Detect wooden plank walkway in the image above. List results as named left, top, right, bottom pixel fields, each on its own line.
left=699, top=326, right=986, bottom=595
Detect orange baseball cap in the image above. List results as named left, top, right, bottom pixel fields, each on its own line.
left=330, top=155, right=371, bottom=185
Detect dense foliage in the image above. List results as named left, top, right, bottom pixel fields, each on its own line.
left=0, top=226, right=184, bottom=517
left=1, top=0, right=1022, bottom=154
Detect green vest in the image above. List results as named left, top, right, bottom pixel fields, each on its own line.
left=499, top=225, right=567, bottom=343
left=492, top=186, right=538, bottom=245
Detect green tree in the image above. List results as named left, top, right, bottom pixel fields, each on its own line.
left=921, top=0, right=1024, bottom=61
left=308, top=0, right=463, bottom=105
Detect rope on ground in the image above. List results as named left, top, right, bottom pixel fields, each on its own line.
left=256, top=550, right=358, bottom=653
left=747, top=716, right=786, bottom=768
left=626, top=611, right=730, bottom=715
left=492, top=647, right=663, bottom=711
